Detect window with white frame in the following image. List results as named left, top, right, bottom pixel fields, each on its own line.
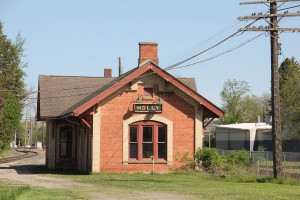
left=129, top=121, right=167, bottom=161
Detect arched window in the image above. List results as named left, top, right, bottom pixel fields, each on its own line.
left=59, top=126, right=72, bottom=158
left=129, top=121, right=167, bottom=161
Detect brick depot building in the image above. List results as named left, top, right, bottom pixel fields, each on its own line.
left=37, top=42, right=224, bottom=173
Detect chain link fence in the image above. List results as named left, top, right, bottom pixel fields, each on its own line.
left=252, top=151, right=300, bottom=178
left=216, top=149, right=300, bottom=178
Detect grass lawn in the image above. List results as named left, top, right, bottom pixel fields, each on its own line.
left=1, top=169, right=300, bottom=199
left=62, top=172, right=300, bottom=200
left=0, top=182, right=29, bottom=200
left=0, top=181, right=85, bottom=200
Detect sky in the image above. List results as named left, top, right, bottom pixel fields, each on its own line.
left=1, top=0, right=299, bottom=107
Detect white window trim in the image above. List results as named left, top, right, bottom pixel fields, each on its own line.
left=123, top=114, right=173, bottom=165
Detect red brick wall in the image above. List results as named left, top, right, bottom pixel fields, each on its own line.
left=100, top=86, right=195, bottom=173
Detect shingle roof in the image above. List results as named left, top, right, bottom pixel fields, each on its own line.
left=37, top=71, right=197, bottom=119
left=62, top=67, right=138, bottom=116
left=38, top=75, right=114, bottom=119
left=177, top=78, right=197, bottom=92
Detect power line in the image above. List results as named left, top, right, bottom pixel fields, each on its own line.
left=161, top=20, right=245, bottom=66
left=164, top=19, right=263, bottom=71
left=169, top=33, right=265, bottom=70
left=0, top=90, right=16, bottom=92
left=27, top=90, right=95, bottom=100
left=163, top=31, right=243, bottom=71
left=278, top=4, right=300, bottom=11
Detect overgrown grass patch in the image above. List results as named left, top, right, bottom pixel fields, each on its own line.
left=29, top=154, right=300, bottom=200
left=0, top=182, right=30, bottom=200
left=4, top=165, right=300, bottom=200
left=16, top=188, right=85, bottom=200
left=0, top=180, right=86, bottom=200
left=0, top=148, right=13, bottom=158
left=61, top=172, right=300, bottom=200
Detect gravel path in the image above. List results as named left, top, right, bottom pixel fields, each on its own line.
left=0, top=150, right=198, bottom=200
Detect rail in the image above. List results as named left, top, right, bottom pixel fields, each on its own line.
left=0, top=149, right=38, bottom=164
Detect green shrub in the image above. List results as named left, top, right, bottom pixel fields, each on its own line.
left=195, top=147, right=221, bottom=170
left=180, top=152, right=196, bottom=170
left=226, top=150, right=251, bottom=167
left=257, top=145, right=266, bottom=152
left=194, top=148, right=256, bottom=178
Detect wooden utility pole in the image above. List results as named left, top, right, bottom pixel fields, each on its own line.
left=238, top=0, right=300, bottom=178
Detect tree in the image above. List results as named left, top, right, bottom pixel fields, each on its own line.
left=220, top=79, right=270, bottom=124
left=220, top=79, right=250, bottom=124
left=0, top=21, right=26, bottom=151
left=242, top=93, right=271, bottom=123
left=279, top=57, right=300, bottom=139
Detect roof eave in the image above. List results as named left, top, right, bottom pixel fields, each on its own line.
left=38, top=112, right=74, bottom=121
left=150, top=66, right=224, bottom=117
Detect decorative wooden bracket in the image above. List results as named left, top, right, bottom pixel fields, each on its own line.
left=204, top=118, right=215, bottom=129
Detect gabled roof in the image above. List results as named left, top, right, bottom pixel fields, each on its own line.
left=38, top=60, right=224, bottom=120
left=72, top=60, right=224, bottom=118
left=37, top=63, right=205, bottom=120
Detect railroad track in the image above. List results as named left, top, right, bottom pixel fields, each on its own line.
left=0, top=149, right=38, bottom=164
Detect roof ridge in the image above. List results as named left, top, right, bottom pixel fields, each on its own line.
left=39, top=75, right=116, bottom=78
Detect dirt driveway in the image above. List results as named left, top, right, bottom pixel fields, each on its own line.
left=0, top=150, right=198, bottom=200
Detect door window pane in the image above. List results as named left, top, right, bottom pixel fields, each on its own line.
left=60, top=144, right=67, bottom=157
left=59, top=127, right=72, bottom=158
left=60, top=132, right=67, bottom=143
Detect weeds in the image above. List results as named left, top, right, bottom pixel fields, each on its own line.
left=0, top=185, right=30, bottom=200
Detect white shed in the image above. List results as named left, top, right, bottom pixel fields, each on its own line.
left=216, top=123, right=272, bottom=152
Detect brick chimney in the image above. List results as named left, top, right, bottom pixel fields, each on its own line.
left=104, top=68, right=112, bottom=78
left=138, top=42, right=158, bottom=66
